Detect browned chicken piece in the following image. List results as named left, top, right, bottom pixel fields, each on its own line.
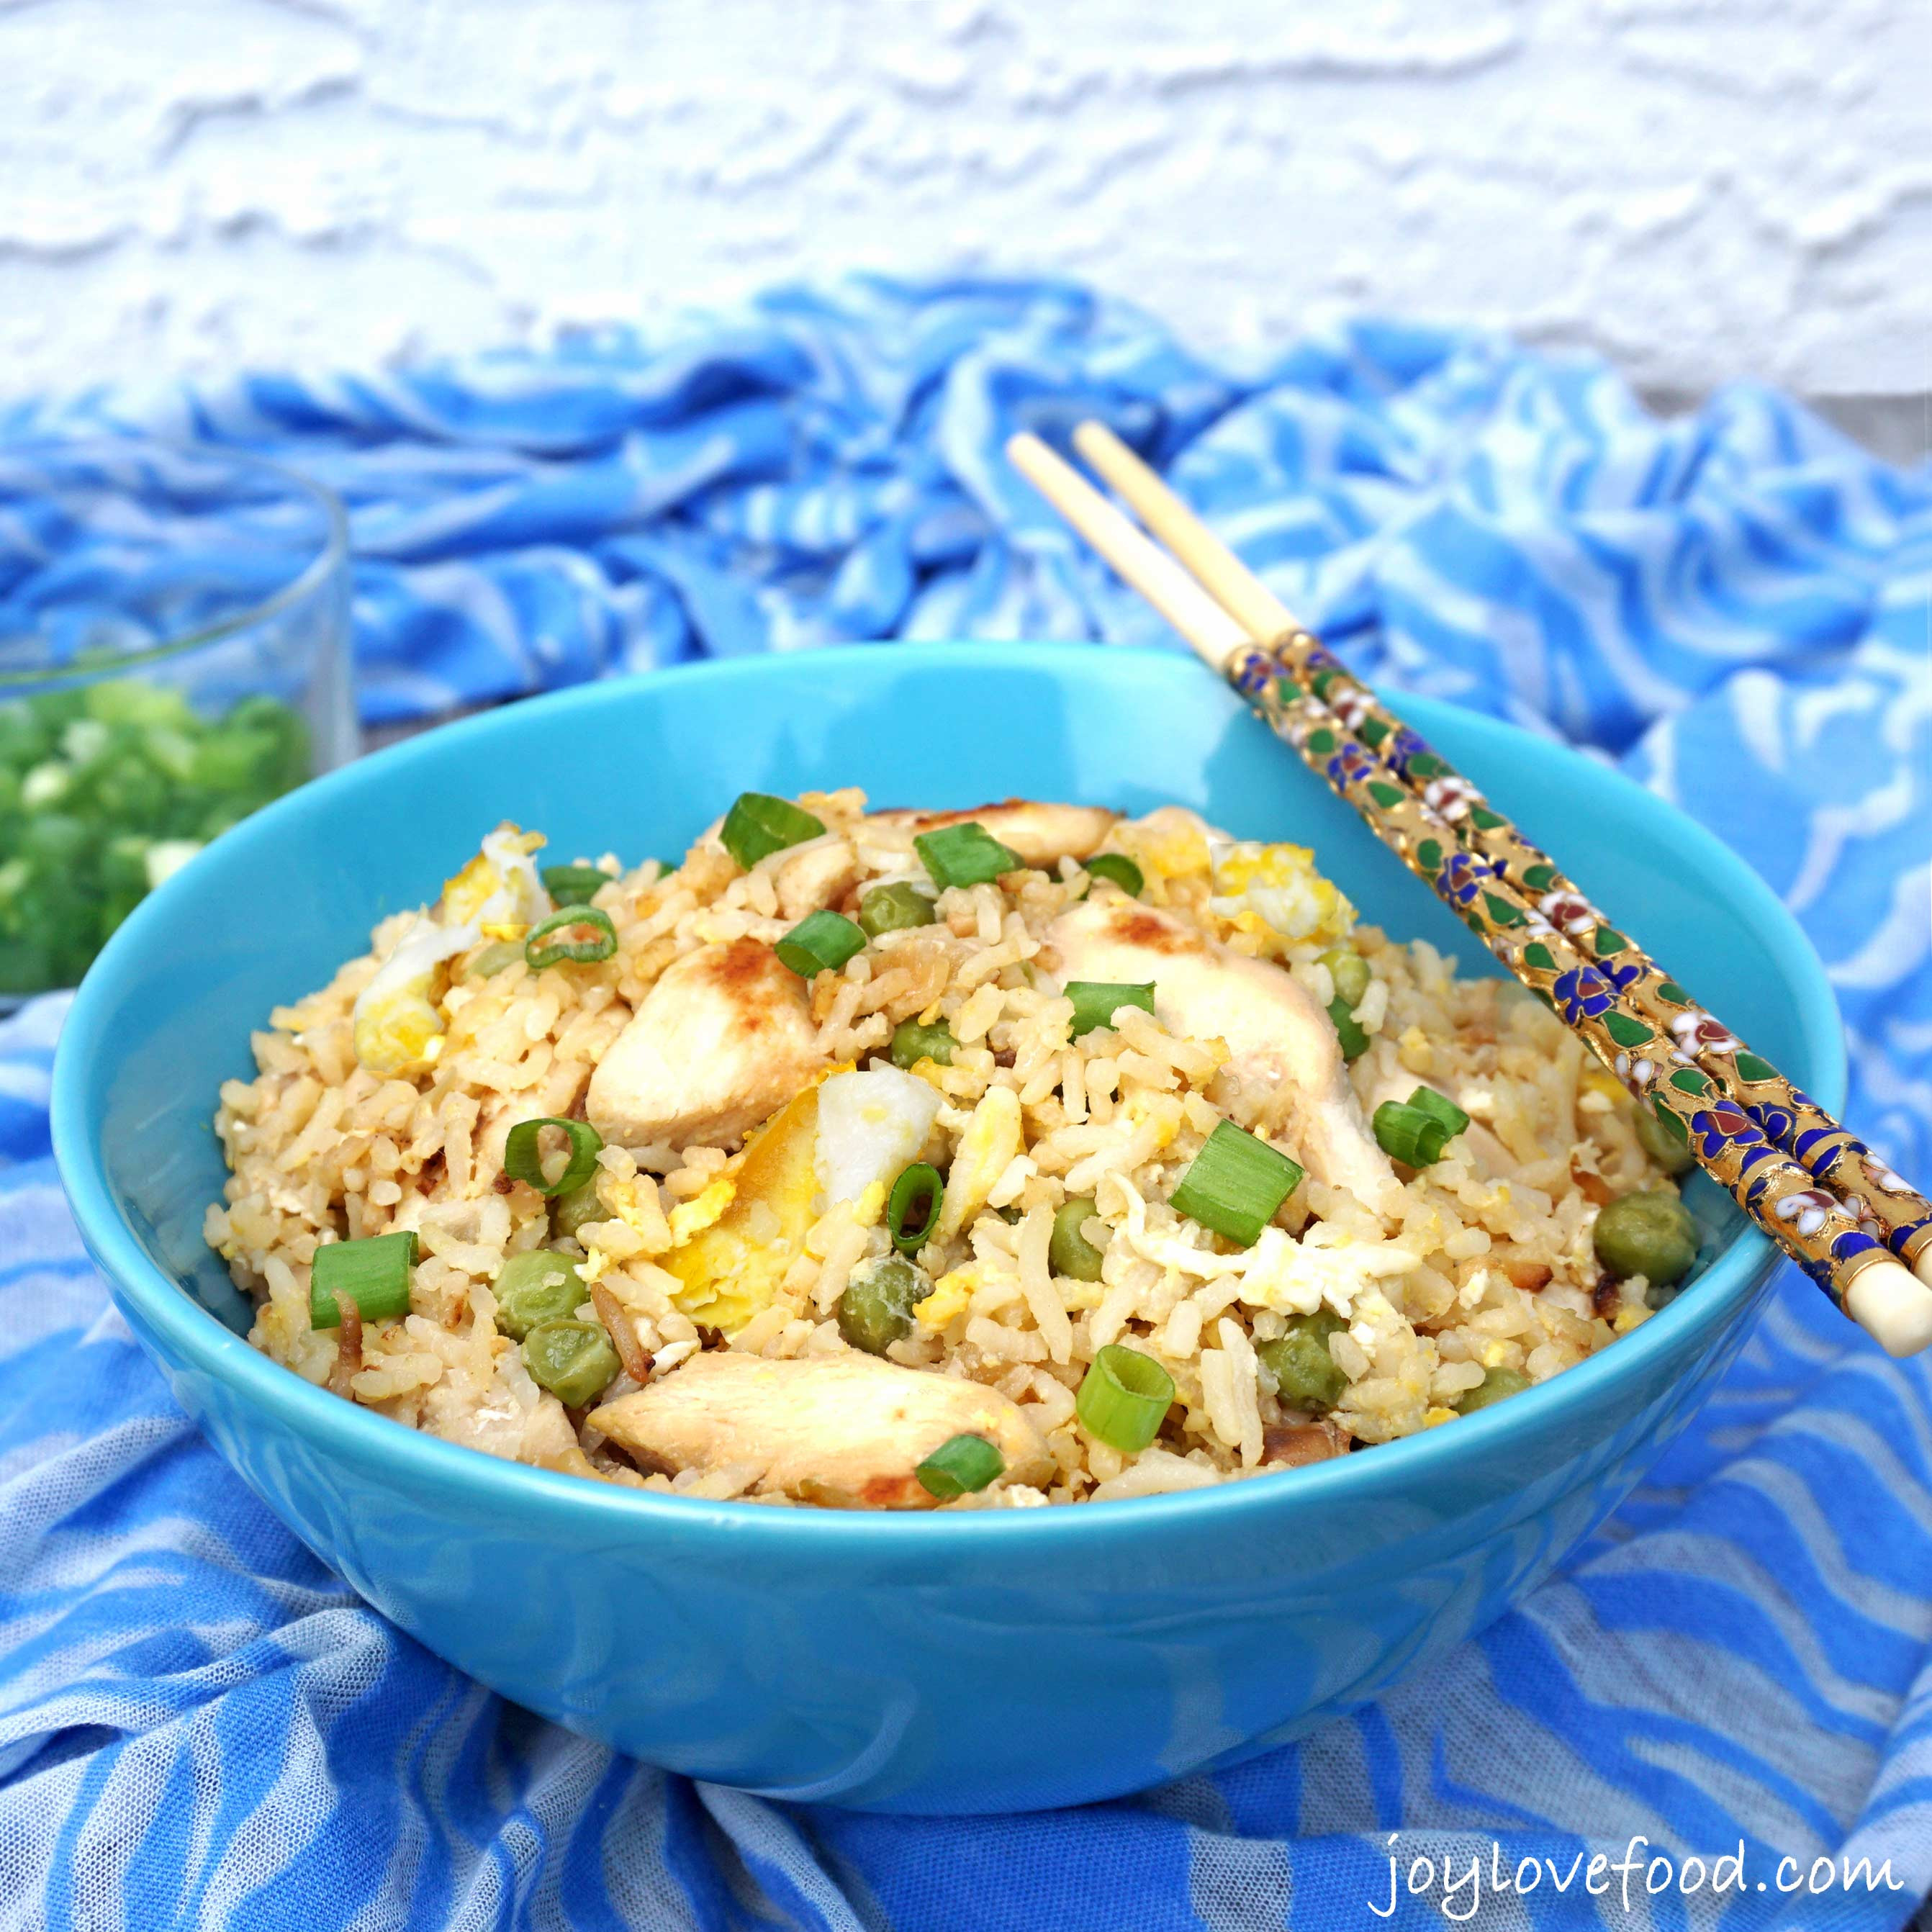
left=585, top=937, right=833, bottom=1149
left=591, top=1351, right=1055, bottom=1509
left=772, top=838, right=862, bottom=919
left=859, top=800, right=1119, bottom=870
left=1045, top=896, right=1402, bottom=1216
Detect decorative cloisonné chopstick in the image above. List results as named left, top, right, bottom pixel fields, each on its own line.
left=1006, top=430, right=1932, bottom=1358
left=1066, top=421, right=1932, bottom=1289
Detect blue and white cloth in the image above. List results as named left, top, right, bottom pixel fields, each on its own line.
left=3, top=282, right=1929, bottom=1929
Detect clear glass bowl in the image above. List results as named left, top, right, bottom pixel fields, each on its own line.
left=0, top=438, right=353, bottom=1001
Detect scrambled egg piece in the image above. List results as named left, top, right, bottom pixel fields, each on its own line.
left=1111, top=806, right=1212, bottom=900
left=1209, top=841, right=1354, bottom=952
left=936, top=1085, right=1022, bottom=1239
left=662, top=1084, right=821, bottom=1335
left=352, top=826, right=551, bottom=1076
left=913, top=1268, right=976, bottom=1331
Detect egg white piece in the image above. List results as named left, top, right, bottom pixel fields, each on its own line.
left=813, top=1067, right=942, bottom=1207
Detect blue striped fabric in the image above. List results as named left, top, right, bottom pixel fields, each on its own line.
left=3, top=282, right=1929, bottom=1929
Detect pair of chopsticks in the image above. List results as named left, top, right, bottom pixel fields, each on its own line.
left=1008, top=423, right=1932, bottom=1358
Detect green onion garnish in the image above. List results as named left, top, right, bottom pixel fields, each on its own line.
left=890, top=1019, right=956, bottom=1069
left=775, top=908, right=867, bottom=979
left=541, top=862, right=610, bottom=903
left=504, top=1116, right=604, bottom=1196
left=1065, top=980, right=1156, bottom=1038
left=1084, top=853, right=1144, bottom=898
left=913, top=822, right=1021, bottom=890
left=915, top=1432, right=1004, bottom=1500
left=1075, top=1344, right=1175, bottom=1452
left=887, top=1162, right=944, bottom=1253
left=310, top=1229, right=418, bottom=1330
left=525, top=904, right=618, bottom=969
left=857, top=881, right=937, bottom=938
left=721, top=792, right=825, bottom=870
left=1170, top=1119, right=1304, bottom=1246
left=1372, top=1101, right=1450, bottom=1168
left=1406, top=1085, right=1470, bottom=1140
left=1328, top=995, right=1370, bottom=1062
left=466, top=938, right=526, bottom=980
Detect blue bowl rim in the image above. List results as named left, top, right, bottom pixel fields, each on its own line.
left=52, top=641, right=1847, bottom=1550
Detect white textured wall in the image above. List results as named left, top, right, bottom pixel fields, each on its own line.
left=4, top=0, right=1927, bottom=402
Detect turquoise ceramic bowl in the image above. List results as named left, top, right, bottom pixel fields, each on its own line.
left=53, top=644, right=1843, bottom=1814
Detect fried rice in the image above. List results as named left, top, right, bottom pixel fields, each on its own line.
left=204, top=789, right=1677, bottom=1509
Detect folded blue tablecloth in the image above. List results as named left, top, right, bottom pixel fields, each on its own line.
left=3, top=282, right=1928, bottom=1930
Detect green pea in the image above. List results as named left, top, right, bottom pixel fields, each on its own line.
left=1593, top=1189, right=1699, bottom=1286
left=1319, top=947, right=1371, bottom=1012
left=551, top=1178, right=606, bottom=1244
left=1256, top=1309, right=1350, bottom=1414
left=520, top=1318, right=620, bottom=1407
left=890, top=1019, right=956, bottom=1070
left=1457, top=1365, right=1531, bottom=1413
left=836, top=1254, right=928, bottom=1356
left=1632, top=1104, right=1695, bottom=1176
left=1049, top=1197, right=1105, bottom=1282
left=857, top=882, right=937, bottom=939
left=492, top=1250, right=585, bottom=1340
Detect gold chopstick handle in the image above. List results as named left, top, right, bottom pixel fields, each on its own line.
left=1227, top=642, right=1930, bottom=1348
left=1258, top=623, right=1932, bottom=1281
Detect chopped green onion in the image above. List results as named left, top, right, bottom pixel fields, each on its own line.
left=1084, top=853, right=1144, bottom=898
left=916, top=1432, right=1004, bottom=1500
left=520, top=1319, right=620, bottom=1408
left=1075, top=1343, right=1175, bottom=1452
left=721, top=792, right=824, bottom=870
left=310, top=1230, right=417, bottom=1330
left=466, top=938, right=526, bottom=980
left=1170, top=1119, right=1303, bottom=1246
left=857, top=881, right=937, bottom=938
left=775, top=908, right=867, bottom=979
left=1319, top=946, right=1371, bottom=1011
left=1065, top=980, right=1156, bottom=1037
left=525, top=904, right=617, bottom=968
left=913, top=821, right=1021, bottom=890
left=492, top=1250, right=586, bottom=1340
left=1328, top=996, right=1370, bottom=1062
left=541, top=862, right=610, bottom=903
left=504, top=1116, right=604, bottom=1196
left=1406, top=1085, right=1470, bottom=1139
left=890, top=1019, right=955, bottom=1069
left=887, top=1162, right=944, bottom=1254
left=1372, top=1101, right=1450, bottom=1168
left=1049, top=1197, right=1105, bottom=1281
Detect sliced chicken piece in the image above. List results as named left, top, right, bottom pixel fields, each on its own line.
left=860, top=800, right=1119, bottom=870
left=1046, top=897, right=1402, bottom=1216
left=773, top=836, right=861, bottom=920
left=590, top=1351, right=1054, bottom=1509
left=586, top=938, right=833, bottom=1150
